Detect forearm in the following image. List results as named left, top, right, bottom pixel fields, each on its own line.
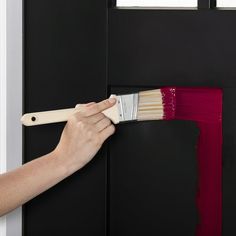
left=0, top=98, right=116, bottom=217
left=0, top=151, right=72, bottom=216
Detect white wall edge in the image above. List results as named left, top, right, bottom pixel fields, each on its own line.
left=0, top=0, right=8, bottom=234
left=0, top=0, right=23, bottom=235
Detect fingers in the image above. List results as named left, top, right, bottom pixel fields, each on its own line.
left=77, top=98, right=116, bottom=117
left=85, top=102, right=96, bottom=107
left=100, top=124, right=116, bottom=142
left=86, top=113, right=105, bottom=124
left=96, top=98, right=116, bottom=113
left=75, top=102, right=95, bottom=109
left=96, top=117, right=111, bottom=132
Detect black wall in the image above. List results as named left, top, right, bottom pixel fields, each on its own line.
left=24, top=0, right=108, bottom=235
left=24, top=1, right=236, bottom=235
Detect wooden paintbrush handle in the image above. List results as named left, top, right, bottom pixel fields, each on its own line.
left=21, top=108, right=76, bottom=126
left=21, top=96, right=120, bottom=126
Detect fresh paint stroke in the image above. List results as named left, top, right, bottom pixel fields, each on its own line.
left=161, top=87, right=222, bottom=236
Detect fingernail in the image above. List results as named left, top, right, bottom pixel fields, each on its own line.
left=109, top=98, right=116, bottom=104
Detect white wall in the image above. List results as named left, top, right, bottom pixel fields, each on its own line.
left=117, top=0, right=197, bottom=7
left=217, top=0, right=236, bottom=7
left=0, top=0, right=7, bottom=234
left=0, top=0, right=22, bottom=235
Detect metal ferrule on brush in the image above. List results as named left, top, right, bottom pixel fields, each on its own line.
left=116, top=93, right=139, bottom=122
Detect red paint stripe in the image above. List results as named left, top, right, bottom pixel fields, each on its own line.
left=162, top=87, right=223, bottom=236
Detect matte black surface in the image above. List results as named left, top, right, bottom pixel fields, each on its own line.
left=108, top=8, right=236, bottom=236
left=109, top=87, right=199, bottom=236
left=23, top=0, right=108, bottom=235
left=222, top=88, right=236, bottom=235
left=198, top=0, right=216, bottom=9
left=24, top=2, right=236, bottom=236
left=109, top=9, right=236, bottom=88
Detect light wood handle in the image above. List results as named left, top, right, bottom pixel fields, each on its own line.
left=21, top=95, right=120, bottom=126
left=21, top=108, right=76, bottom=126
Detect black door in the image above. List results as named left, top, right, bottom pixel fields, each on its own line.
left=23, top=0, right=236, bottom=235
left=24, top=0, right=108, bottom=235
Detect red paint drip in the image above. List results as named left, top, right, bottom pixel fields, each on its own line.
left=161, top=87, right=223, bottom=236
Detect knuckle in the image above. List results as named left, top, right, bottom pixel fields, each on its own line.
left=76, top=120, right=85, bottom=129
left=75, top=104, right=82, bottom=109
left=68, top=114, right=78, bottom=124
left=103, top=100, right=110, bottom=107
left=84, top=125, right=94, bottom=137
left=74, top=110, right=83, bottom=119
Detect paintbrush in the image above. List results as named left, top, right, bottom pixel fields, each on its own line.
left=21, top=87, right=176, bottom=126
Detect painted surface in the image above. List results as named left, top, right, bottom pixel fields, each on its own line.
left=162, top=87, right=222, bottom=236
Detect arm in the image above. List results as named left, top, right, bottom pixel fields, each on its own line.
left=0, top=98, right=116, bottom=216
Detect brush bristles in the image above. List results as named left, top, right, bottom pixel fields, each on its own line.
left=137, top=89, right=164, bottom=121
left=137, top=87, right=176, bottom=121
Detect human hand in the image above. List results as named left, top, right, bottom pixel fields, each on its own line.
left=53, top=98, right=116, bottom=174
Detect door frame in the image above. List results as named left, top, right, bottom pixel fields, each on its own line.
left=0, top=0, right=23, bottom=235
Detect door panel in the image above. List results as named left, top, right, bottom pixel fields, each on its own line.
left=23, top=0, right=108, bottom=235
left=108, top=87, right=199, bottom=236
left=24, top=1, right=236, bottom=235
left=222, top=88, right=236, bottom=235
left=108, top=8, right=236, bottom=236
left=109, top=9, right=236, bottom=87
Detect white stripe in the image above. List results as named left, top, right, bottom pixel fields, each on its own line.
left=0, top=0, right=7, bottom=175
left=117, top=0, right=197, bottom=7
left=217, top=0, right=236, bottom=7
left=0, top=0, right=7, bottom=233
left=0, top=0, right=23, bottom=235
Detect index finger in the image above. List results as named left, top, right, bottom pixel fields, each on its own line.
left=84, top=97, right=116, bottom=117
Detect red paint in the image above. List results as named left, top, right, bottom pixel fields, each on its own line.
left=160, top=87, right=176, bottom=120
left=161, top=87, right=223, bottom=236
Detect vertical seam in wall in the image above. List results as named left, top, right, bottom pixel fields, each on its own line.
left=22, top=0, right=25, bottom=235
left=105, top=1, right=110, bottom=236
